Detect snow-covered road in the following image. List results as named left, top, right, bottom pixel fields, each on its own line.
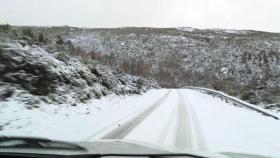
left=1, top=89, right=280, bottom=157
left=85, top=89, right=280, bottom=157
left=88, top=90, right=207, bottom=152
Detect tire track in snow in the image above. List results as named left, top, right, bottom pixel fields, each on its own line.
left=175, top=90, right=193, bottom=149
left=182, top=92, right=209, bottom=151
left=176, top=90, right=208, bottom=151
left=85, top=103, right=152, bottom=140
left=156, top=105, right=177, bottom=144
left=101, top=90, right=171, bottom=139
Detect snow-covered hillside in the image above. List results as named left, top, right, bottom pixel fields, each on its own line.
left=19, top=26, right=279, bottom=108
left=6, top=26, right=280, bottom=108
left=0, top=30, right=158, bottom=106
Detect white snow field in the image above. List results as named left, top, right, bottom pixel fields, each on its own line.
left=1, top=88, right=280, bottom=157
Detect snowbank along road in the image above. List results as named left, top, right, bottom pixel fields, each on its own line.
left=1, top=89, right=280, bottom=157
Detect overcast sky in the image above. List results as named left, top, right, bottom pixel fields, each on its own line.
left=0, top=0, right=280, bottom=32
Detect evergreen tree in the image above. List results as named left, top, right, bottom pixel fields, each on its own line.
left=56, top=35, right=64, bottom=45
left=65, top=40, right=74, bottom=50
left=0, top=23, right=11, bottom=32
left=22, top=28, right=34, bottom=38
left=38, top=33, right=46, bottom=43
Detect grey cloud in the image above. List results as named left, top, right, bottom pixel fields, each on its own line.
left=0, top=0, right=279, bottom=32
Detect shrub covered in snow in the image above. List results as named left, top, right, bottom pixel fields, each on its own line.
left=0, top=31, right=158, bottom=106
left=58, top=27, right=280, bottom=106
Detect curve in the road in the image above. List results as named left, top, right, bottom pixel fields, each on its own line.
left=101, top=90, right=172, bottom=139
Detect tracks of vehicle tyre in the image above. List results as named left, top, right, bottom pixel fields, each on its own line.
left=157, top=90, right=207, bottom=150
left=176, top=90, right=208, bottom=151
left=95, top=90, right=171, bottom=139
left=175, top=90, right=193, bottom=149
left=87, top=89, right=207, bottom=151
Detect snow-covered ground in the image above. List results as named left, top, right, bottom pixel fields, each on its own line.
left=1, top=88, right=280, bottom=157
left=180, top=89, right=280, bottom=157
left=0, top=89, right=167, bottom=140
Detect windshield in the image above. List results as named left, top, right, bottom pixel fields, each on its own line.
left=0, top=0, right=280, bottom=158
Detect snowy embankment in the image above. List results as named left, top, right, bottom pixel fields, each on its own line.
left=0, top=89, right=168, bottom=141
left=185, top=86, right=279, bottom=119
left=0, top=33, right=158, bottom=106
left=181, top=89, right=280, bottom=157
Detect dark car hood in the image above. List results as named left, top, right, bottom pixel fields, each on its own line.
left=0, top=139, right=274, bottom=158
